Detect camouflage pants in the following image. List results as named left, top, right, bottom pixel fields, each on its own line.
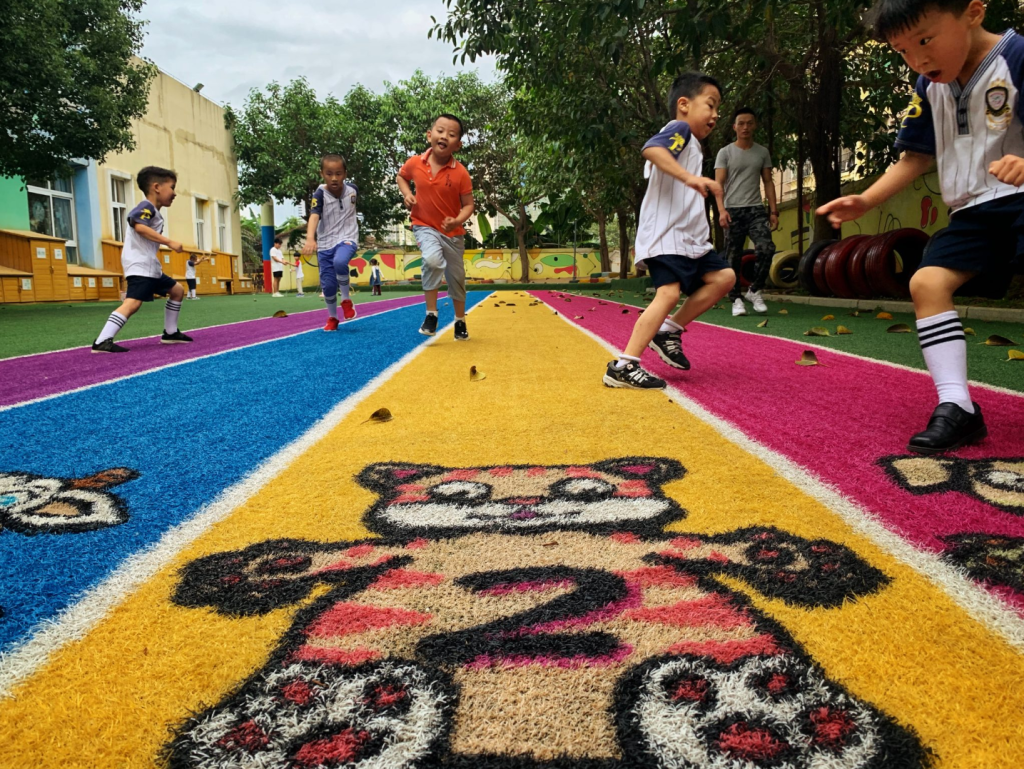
left=726, top=205, right=776, bottom=298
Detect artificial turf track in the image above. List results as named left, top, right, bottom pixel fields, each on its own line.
left=2, top=290, right=1023, bottom=768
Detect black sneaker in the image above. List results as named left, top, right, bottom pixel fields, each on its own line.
left=649, top=330, right=690, bottom=370
left=908, top=402, right=987, bottom=454
left=419, top=313, right=438, bottom=336
left=602, top=361, right=666, bottom=390
left=161, top=330, right=194, bottom=344
left=454, top=319, right=469, bottom=341
left=91, top=338, right=129, bottom=354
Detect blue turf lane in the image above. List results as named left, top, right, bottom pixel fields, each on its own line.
left=0, top=294, right=488, bottom=652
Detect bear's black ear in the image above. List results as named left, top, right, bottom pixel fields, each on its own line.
left=356, top=463, right=447, bottom=493
left=591, top=457, right=685, bottom=485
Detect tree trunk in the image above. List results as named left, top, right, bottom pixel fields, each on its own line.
left=516, top=205, right=530, bottom=283
left=597, top=209, right=611, bottom=272
left=806, top=34, right=844, bottom=242
left=617, top=210, right=631, bottom=279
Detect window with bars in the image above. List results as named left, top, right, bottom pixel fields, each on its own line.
left=27, top=176, right=79, bottom=263
left=111, top=176, right=130, bottom=242
left=218, top=203, right=230, bottom=252
left=195, top=197, right=206, bottom=251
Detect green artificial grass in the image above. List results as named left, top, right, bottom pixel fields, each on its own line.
left=0, top=291, right=420, bottom=359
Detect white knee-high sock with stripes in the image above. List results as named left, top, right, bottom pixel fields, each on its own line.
left=164, top=299, right=182, bottom=334
left=916, top=310, right=973, bottom=413
left=96, top=311, right=127, bottom=344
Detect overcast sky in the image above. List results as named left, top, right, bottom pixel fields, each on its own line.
left=138, top=0, right=497, bottom=220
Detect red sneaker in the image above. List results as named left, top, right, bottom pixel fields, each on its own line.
left=323, top=317, right=340, bottom=332
left=341, top=299, right=357, bottom=320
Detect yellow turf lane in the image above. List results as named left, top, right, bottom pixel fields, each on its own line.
left=2, top=294, right=1024, bottom=768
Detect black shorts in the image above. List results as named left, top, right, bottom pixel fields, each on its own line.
left=186, top=278, right=196, bottom=290
left=643, top=251, right=731, bottom=296
left=921, top=193, right=1024, bottom=298
left=125, top=273, right=178, bottom=302
left=272, top=271, right=283, bottom=279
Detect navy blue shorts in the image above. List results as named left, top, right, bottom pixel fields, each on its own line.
left=643, top=251, right=731, bottom=296
left=125, top=273, right=178, bottom=302
left=921, top=193, right=1024, bottom=298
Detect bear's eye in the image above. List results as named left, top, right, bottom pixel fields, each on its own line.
left=554, top=478, right=615, bottom=497
left=430, top=481, right=491, bottom=500
left=985, top=470, right=1024, bottom=491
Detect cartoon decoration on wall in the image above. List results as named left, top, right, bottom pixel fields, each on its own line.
left=167, top=457, right=928, bottom=768
left=0, top=467, right=138, bottom=535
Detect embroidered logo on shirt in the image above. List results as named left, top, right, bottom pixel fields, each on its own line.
left=901, top=93, right=923, bottom=127
left=985, top=80, right=1011, bottom=131
left=668, top=133, right=687, bottom=153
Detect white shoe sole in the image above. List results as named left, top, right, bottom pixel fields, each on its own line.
left=419, top=329, right=435, bottom=336
left=160, top=339, right=192, bottom=344
left=602, top=374, right=665, bottom=390
left=648, top=342, right=688, bottom=370
left=732, top=309, right=747, bottom=317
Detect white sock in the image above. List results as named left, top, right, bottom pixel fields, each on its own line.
left=427, top=310, right=438, bottom=317
left=164, top=300, right=181, bottom=334
left=325, top=295, right=338, bottom=319
left=917, top=310, right=973, bottom=413
left=455, top=315, right=465, bottom=321
left=615, top=354, right=640, bottom=370
left=659, top=319, right=683, bottom=334
left=96, top=311, right=127, bottom=344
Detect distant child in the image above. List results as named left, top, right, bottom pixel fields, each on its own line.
left=369, top=258, right=382, bottom=295
left=303, top=154, right=360, bottom=331
left=604, top=73, right=734, bottom=389
left=270, top=236, right=287, bottom=297
left=819, top=0, right=1024, bottom=454
left=293, top=252, right=306, bottom=297
left=397, top=114, right=475, bottom=340
left=185, top=253, right=209, bottom=299
left=92, top=166, right=191, bottom=353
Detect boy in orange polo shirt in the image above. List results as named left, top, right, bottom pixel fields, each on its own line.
left=397, top=114, right=475, bottom=340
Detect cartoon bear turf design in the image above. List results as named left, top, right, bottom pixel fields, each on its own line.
left=167, top=458, right=929, bottom=768
left=880, top=455, right=1024, bottom=515
left=0, top=467, right=137, bottom=535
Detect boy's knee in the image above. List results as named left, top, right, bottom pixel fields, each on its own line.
left=169, top=284, right=184, bottom=300
left=909, top=267, right=954, bottom=301
left=716, top=268, right=737, bottom=289
left=656, top=284, right=681, bottom=303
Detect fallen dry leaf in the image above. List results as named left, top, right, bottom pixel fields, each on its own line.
left=272, top=310, right=288, bottom=318
left=364, top=408, right=393, bottom=423
left=621, top=308, right=630, bottom=314
left=887, top=323, right=913, bottom=333
left=837, top=325, right=853, bottom=335
left=848, top=311, right=861, bottom=317
left=983, top=334, right=1018, bottom=346
left=757, top=319, right=768, bottom=328
left=1006, top=349, right=1024, bottom=361
left=470, top=365, right=487, bottom=382
left=876, top=312, right=894, bottom=320
left=574, top=315, right=584, bottom=319
left=821, top=314, right=835, bottom=321
left=964, top=327, right=976, bottom=336
left=804, top=327, right=830, bottom=337
left=795, top=350, right=821, bottom=366
left=778, top=309, right=789, bottom=315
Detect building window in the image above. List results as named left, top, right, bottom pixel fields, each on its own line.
left=218, top=203, right=230, bottom=252
left=111, top=175, right=131, bottom=242
left=195, top=197, right=206, bottom=251
left=27, top=176, right=79, bottom=263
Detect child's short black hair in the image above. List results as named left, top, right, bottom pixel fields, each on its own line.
left=137, top=166, right=176, bottom=194
left=274, top=235, right=283, bottom=244
left=667, top=73, right=723, bottom=118
left=732, top=106, right=757, bottom=122
left=434, top=113, right=465, bottom=138
left=370, top=258, right=378, bottom=265
left=870, top=0, right=971, bottom=40
left=320, top=153, right=347, bottom=171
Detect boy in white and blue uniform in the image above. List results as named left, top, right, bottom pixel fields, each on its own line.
left=604, top=72, right=735, bottom=389
left=92, top=166, right=192, bottom=353
left=820, top=0, right=1024, bottom=453
left=303, top=154, right=359, bottom=331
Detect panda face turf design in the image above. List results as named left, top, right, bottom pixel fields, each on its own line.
left=0, top=467, right=137, bottom=535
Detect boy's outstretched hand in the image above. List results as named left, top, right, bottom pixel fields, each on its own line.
left=816, top=195, right=869, bottom=225
left=989, top=155, right=1024, bottom=186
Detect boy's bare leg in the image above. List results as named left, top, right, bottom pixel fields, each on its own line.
left=910, top=265, right=972, bottom=319
left=621, top=284, right=681, bottom=358
left=453, top=299, right=465, bottom=318
left=669, top=269, right=735, bottom=328
left=425, top=288, right=439, bottom=313
left=113, top=298, right=143, bottom=319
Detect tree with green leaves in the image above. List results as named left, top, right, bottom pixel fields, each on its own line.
left=0, top=0, right=154, bottom=180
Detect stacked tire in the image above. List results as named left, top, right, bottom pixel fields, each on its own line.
left=796, top=229, right=929, bottom=299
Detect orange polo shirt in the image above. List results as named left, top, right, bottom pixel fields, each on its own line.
left=399, top=149, right=473, bottom=237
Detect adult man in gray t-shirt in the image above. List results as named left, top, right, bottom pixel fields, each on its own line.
left=714, top=107, right=779, bottom=316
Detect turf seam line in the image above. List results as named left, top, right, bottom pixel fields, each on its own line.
left=0, top=293, right=493, bottom=698
left=0, top=298, right=429, bottom=414
left=546, top=305, right=1024, bottom=654
left=571, top=294, right=1024, bottom=400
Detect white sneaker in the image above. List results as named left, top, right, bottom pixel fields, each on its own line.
left=744, top=289, right=768, bottom=313
left=732, top=297, right=747, bottom=316
left=272, top=292, right=284, bottom=297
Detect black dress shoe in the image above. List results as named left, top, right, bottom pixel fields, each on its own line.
left=907, top=402, right=987, bottom=454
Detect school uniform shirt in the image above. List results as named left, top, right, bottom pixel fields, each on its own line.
left=634, top=121, right=714, bottom=263
left=270, top=247, right=286, bottom=274
left=895, top=29, right=1024, bottom=212
left=310, top=182, right=359, bottom=250
left=185, top=258, right=197, bottom=279
left=122, top=200, right=164, bottom=278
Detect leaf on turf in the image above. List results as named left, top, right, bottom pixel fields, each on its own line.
left=470, top=366, right=486, bottom=381
left=506, top=303, right=516, bottom=306
left=757, top=319, right=768, bottom=328
left=1006, top=349, right=1024, bottom=361
left=778, top=309, right=789, bottom=315
left=887, top=323, right=913, bottom=333
left=574, top=315, right=584, bottom=319
left=837, top=325, right=853, bottom=335
left=983, top=334, right=1018, bottom=346
left=622, top=308, right=630, bottom=314
left=272, top=310, right=288, bottom=318
left=848, top=310, right=861, bottom=317
left=365, top=408, right=393, bottom=424
left=964, top=327, right=976, bottom=335
left=804, top=326, right=830, bottom=336
left=795, top=350, right=821, bottom=366
left=821, top=314, right=835, bottom=321
left=876, top=311, right=893, bottom=320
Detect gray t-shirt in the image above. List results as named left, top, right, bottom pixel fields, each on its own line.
left=714, top=142, right=772, bottom=209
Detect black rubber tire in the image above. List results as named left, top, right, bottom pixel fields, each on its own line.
left=738, top=249, right=757, bottom=288
left=798, top=240, right=836, bottom=296
left=824, top=235, right=871, bottom=299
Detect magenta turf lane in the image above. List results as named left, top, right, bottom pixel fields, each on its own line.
left=532, top=290, right=1024, bottom=613
left=0, top=294, right=433, bottom=409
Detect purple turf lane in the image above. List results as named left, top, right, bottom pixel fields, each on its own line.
left=0, top=294, right=433, bottom=408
